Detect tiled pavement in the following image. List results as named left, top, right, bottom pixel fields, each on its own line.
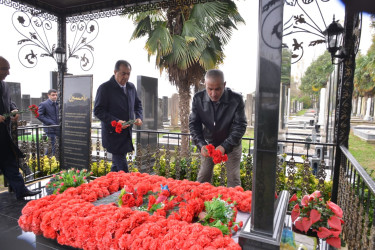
left=0, top=180, right=76, bottom=250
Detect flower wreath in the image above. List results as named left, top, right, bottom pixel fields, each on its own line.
left=19, top=172, right=252, bottom=249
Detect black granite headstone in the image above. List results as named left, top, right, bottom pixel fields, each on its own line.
left=6, top=82, right=21, bottom=109
left=50, top=71, right=58, bottom=90
left=21, top=94, right=31, bottom=122
left=239, top=0, right=288, bottom=249
left=61, top=75, right=92, bottom=170
left=136, top=76, right=158, bottom=148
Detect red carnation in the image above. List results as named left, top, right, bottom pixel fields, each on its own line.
left=121, top=193, right=135, bottom=207
left=206, top=144, right=215, bottom=155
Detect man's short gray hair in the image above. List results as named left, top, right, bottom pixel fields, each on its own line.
left=205, top=69, right=225, bottom=83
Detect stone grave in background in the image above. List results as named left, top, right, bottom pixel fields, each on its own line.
left=136, top=76, right=158, bottom=158
left=170, top=93, right=179, bottom=127
left=162, top=96, right=168, bottom=122
left=21, top=94, right=31, bottom=122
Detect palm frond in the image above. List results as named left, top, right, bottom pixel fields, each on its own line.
left=190, top=2, right=228, bottom=25
left=199, top=47, right=221, bottom=69
left=182, top=19, right=210, bottom=46
left=130, top=16, right=152, bottom=40
left=170, top=35, right=188, bottom=65
left=145, top=24, right=173, bottom=56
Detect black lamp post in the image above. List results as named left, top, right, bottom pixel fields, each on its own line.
left=53, top=46, right=66, bottom=167
left=323, top=16, right=345, bottom=64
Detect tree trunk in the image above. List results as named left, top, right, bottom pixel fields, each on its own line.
left=178, top=83, right=191, bottom=157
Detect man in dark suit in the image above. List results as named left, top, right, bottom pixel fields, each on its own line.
left=0, top=56, right=41, bottom=200
left=38, top=89, right=59, bottom=155
left=94, top=60, right=143, bottom=172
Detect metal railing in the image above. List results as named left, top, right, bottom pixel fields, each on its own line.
left=337, top=145, right=375, bottom=250
left=8, top=123, right=335, bottom=193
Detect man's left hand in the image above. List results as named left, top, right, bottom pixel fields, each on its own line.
left=10, top=110, right=19, bottom=122
left=216, top=145, right=225, bottom=155
left=134, top=118, right=143, bottom=126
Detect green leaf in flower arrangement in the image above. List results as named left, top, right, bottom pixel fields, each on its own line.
left=149, top=202, right=163, bottom=213
left=211, top=220, right=230, bottom=235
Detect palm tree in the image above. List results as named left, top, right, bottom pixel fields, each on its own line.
left=125, top=1, right=244, bottom=156
left=354, top=35, right=375, bottom=97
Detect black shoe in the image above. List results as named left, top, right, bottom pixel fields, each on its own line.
left=17, top=189, right=42, bottom=200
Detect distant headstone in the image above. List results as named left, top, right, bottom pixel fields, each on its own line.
left=136, top=76, right=158, bottom=149
left=6, top=82, right=21, bottom=108
left=158, top=98, right=163, bottom=129
left=41, top=92, right=48, bottom=101
left=168, top=97, right=171, bottom=118
left=170, top=93, right=179, bottom=126
left=162, top=96, right=168, bottom=122
left=61, top=75, right=93, bottom=170
left=245, top=94, right=253, bottom=127
left=31, top=97, right=42, bottom=124
left=21, top=95, right=31, bottom=122
left=50, top=71, right=58, bottom=90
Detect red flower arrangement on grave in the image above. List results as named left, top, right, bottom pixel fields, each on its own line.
left=205, top=144, right=228, bottom=164
left=117, top=183, right=244, bottom=236
left=111, top=120, right=136, bottom=133
left=2, top=104, right=39, bottom=119
left=291, top=191, right=344, bottom=248
left=18, top=172, right=252, bottom=250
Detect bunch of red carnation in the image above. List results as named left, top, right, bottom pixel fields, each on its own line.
left=28, top=104, right=39, bottom=118
left=205, top=144, right=228, bottom=164
left=111, top=120, right=123, bottom=133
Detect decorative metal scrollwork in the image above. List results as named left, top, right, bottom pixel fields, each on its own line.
left=67, top=20, right=98, bottom=71
left=12, top=10, right=98, bottom=71
left=12, top=11, right=57, bottom=68
left=282, top=0, right=331, bottom=64
left=0, top=0, right=57, bottom=21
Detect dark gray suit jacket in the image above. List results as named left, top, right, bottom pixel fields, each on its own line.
left=94, top=76, right=143, bottom=154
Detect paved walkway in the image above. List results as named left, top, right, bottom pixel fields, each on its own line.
left=0, top=179, right=76, bottom=249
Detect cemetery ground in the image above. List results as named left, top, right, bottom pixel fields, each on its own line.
left=348, top=129, right=375, bottom=171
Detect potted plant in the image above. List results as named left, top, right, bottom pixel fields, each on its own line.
left=291, top=191, right=344, bottom=249
left=45, top=168, right=92, bottom=195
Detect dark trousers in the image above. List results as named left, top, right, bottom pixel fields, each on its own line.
left=111, top=153, right=129, bottom=173
left=0, top=154, right=27, bottom=198
left=197, top=144, right=242, bottom=187
left=46, top=134, right=56, bottom=155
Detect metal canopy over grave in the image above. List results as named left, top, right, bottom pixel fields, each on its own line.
left=1, top=0, right=374, bottom=248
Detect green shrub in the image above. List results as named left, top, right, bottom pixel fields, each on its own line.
left=28, top=155, right=59, bottom=176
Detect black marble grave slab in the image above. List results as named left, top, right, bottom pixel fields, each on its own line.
left=61, top=75, right=93, bottom=170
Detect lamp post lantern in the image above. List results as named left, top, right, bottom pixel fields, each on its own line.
left=54, top=47, right=66, bottom=65
left=323, top=16, right=345, bottom=63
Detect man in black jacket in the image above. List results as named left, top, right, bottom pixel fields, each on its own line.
left=189, top=69, right=247, bottom=187
left=94, top=60, right=143, bottom=172
left=0, top=56, right=41, bottom=200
